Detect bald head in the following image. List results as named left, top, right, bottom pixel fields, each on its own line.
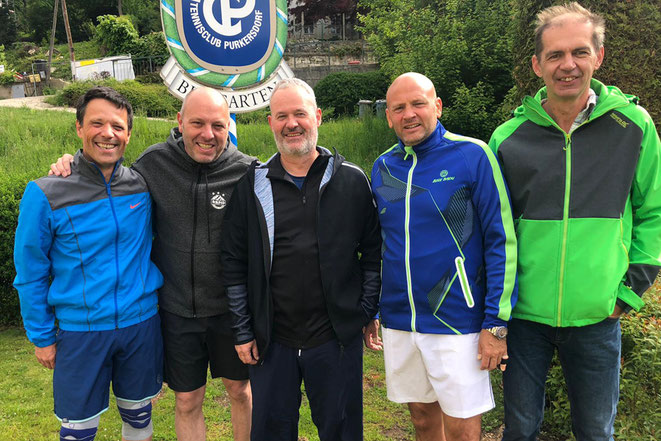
left=177, top=86, right=231, bottom=163
left=180, top=86, right=229, bottom=118
left=387, top=72, right=438, bottom=103
left=386, top=72, right=442, bottom=146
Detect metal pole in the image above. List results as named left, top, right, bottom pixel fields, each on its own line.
left=47, top=0, right=59, bottom=83
left=60, top=0, right=76, bottom=80
left=342, top=13, right=345, bottom=41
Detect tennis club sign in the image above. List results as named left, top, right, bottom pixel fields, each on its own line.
left=160, top=0, right=293, bottom=112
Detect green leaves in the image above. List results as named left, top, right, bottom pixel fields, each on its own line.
left=95, top=14, right=139, bottom=56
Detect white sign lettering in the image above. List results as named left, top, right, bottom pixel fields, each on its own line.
left=160, top=55, right=294, bottom=112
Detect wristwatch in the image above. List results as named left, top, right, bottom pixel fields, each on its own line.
left=486, top=326, right=508, bottom=339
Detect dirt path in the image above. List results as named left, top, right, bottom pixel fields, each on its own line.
left=0, top=96, right=74, bottom=112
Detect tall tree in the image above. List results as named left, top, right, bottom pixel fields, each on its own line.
left=358, top=0, right=515, bottom=139
left=0, top=5, right=18, bottom=46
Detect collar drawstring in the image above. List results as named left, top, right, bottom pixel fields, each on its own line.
left=204, top=168, right=211, bottom=243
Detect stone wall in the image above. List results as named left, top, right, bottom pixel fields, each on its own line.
left=288, top=63, right=379, bottom=88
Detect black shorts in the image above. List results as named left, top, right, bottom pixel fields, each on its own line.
left=160, top=309, right=249, bottom=392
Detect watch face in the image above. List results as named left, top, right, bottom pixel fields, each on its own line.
left=497, top=327, right=508, bottom=338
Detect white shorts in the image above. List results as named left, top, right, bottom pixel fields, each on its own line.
left=382, top=327, right=494, bottom=418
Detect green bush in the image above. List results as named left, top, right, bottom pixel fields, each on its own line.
left=135, top=72, right=163, bottom=84
left=50, top=79, right=180, bottom=118
left=329, top=42, right=364, bottom=58
left=0, top=71, right=15, bottom=86
left=442, top=82, right=505, bottom=142
left=0, top=176, right=28, bottom=326
left=130, top=32, right=168, bottom=58
left=95, top=15, right=139, bottom=56
left=314, top=71, right=389, bottom=116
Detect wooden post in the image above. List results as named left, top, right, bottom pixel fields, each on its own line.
left=342, top=13, right=345, bottom=41
left=47, top=0, right=59, bottom=83
left=60, top=0, right=76, bottom=80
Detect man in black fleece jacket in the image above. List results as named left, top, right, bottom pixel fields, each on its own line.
left=220, top=78, right=382, bottom=441
left=50, top=87, right=254, bottom=441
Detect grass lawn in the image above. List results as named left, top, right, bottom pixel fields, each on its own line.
left=0, top=325, right=515, bottom=440
left=0, top=327, right=419, bottom=440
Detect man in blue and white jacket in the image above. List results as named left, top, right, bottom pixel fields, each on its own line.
left=369, top=73, right=518, bottom=441
left=13, top=87, right=163, bottom=441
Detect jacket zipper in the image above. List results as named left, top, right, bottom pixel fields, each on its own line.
left=95, top=163, right=121, bottom=329
left=190, top=168, right=201, bottom=317
left=557, top=134, right=572, bottom=326
left=404, top=146, right=418, bottom=332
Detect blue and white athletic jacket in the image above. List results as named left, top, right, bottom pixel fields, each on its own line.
left=14, top=150, right=163, bottom=348
left=371, top=122, right=517, bottom=334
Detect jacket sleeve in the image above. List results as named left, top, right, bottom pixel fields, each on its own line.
left=220, top=174, right=254, bottom=344
left=618, top=109, right=661, bottom=311
left=469, top=144, right=518, bottom=329
left=13, top=182, right=57, bottom=347
left=357, top=171, right=382, bottom=321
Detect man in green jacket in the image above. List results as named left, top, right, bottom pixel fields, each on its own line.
left=489, top=3, right=661, bottom=440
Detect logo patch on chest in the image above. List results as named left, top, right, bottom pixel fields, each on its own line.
left=210, top=192, right=227, bottom=210
left=433, top=169, right=455, bottom=183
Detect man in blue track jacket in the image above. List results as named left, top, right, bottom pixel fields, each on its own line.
left=14, top=87, right=164, bottom=441
left=369, top=73, right=518, bottom=441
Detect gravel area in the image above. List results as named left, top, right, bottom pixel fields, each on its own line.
left=0, top=96, right=74, bottom=112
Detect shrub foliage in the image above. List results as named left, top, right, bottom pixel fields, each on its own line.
left=314, top=71, right=389, bottom=117
left=50, top=79, right=181, bottom=118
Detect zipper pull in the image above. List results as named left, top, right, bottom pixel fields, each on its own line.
left=403, top=145, right=414, bottom=160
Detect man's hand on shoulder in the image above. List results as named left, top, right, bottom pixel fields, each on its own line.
left=48, top=153, right=75, bottom=177
left=35, top=343, right=56, bottom=369
left=235, top=340, right=259, bottom=365
left=477, top=329, right=508, bottom=371
left=363, top=319, right=383, bottom=351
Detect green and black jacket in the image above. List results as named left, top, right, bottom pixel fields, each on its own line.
left=489, top=79, right=661, bottom=327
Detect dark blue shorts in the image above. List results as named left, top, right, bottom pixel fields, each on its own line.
left=53, top=313, right=163, bottom=422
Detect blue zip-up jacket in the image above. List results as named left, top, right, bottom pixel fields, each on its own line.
left=371, top=122, right=517, bottom=334
left=14, top=150, right=163, bottom=348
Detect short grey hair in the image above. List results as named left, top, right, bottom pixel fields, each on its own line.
left=271, top=78, right=317, bottom=108
left=534, top=2, right=605, bottom=58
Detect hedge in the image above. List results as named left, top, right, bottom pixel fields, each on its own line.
left=48, top=79, right=181, bottom=118
left=314, top=71, right=389, bottom=117
left=0, top=175, right=29, bottom=325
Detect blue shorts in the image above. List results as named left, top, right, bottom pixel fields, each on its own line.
left=53, top=313, right=163, bottom=422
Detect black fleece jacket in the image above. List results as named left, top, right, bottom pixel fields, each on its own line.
left=132, top=128, right=254, bottom=318
left=220, top=148, right=382, bottom=359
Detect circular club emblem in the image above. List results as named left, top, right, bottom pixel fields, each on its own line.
left=210, top=192, right=227, bottom=210
left=162, top=0, right=288, bottom=88
left=440, top=170, right=448, bottom=178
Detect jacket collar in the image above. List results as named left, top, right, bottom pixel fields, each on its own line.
left=517, top=79, right=637, bottom=127
left=396, top=121, right=447, bottom=156
left=73, top=149, right=124, bottom=184
left=265, top=147, right=333, bottom=180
